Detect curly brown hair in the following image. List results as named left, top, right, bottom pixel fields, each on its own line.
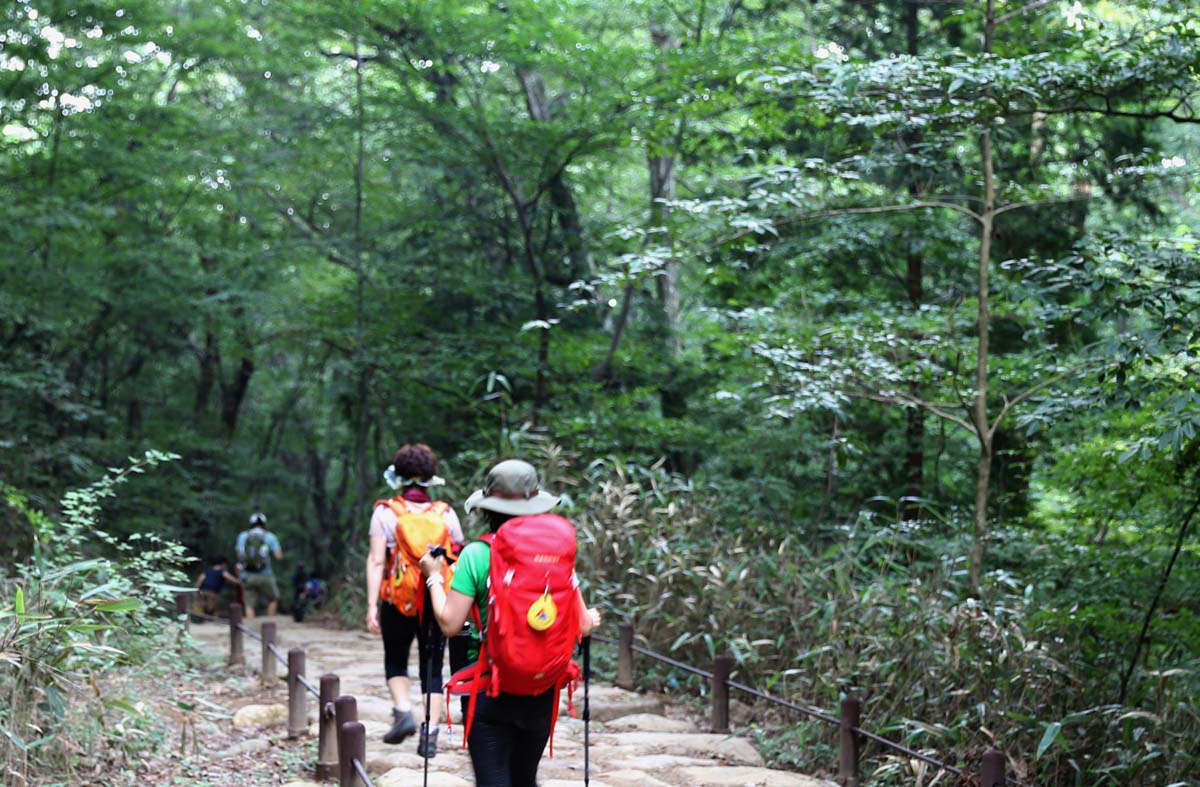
left=392, top=443, right=437, bottom=481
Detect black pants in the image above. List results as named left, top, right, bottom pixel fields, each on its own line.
left=464, top=690, right=555, bottom=787
left=379, top=601, right=442, bottom=694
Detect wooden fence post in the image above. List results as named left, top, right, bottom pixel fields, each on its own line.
left=338, top=705, right=360, bottom=787
left=334, top=695, right=358, bottom=736
left=228, top=603, right=244, bottom=666
left=260, top=622, right=277, bottom=688
left=287, top=648, right=307, bottom=739
left=711, top=655, right=732, bottom=733
left=617, top=623, right=635, bottom=690
left=339, top=721, right=366, bottom=787
left=839, top=696, right=861, bottom=787
left=981, top=749, right=1006, bottom=787
left=316, top=674, right=340, bottom=781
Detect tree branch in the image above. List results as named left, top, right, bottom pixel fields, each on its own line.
left=988, top=360, right=1095, bottom=440
left=713, top=200, right=983, bottom=248
left=852, top=390, right=976, bottom=436
left=993, top=194, right=1092, bottom=217
left=264, top=192, right=356, bottom=270
left=1019, top=104, right=1200, bottom=125
left=994, top=0, right=1054, bottom=26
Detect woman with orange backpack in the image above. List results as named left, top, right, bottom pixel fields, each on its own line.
left=365, top=444, right=465, bottom=757
left=419, top=458, right=601, bottom=787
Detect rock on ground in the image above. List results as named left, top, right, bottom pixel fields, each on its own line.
left=674, top=765, right=839, bottom=787
left=564, top=685, right=663, bottom=722
left=232, top=704, right=288, bottom=728
left=374, top=767, right=472, bottom=787
left=597, top=768, right=674, bottom=787
left=593, top=731, right=764, bottom=767
left=601, top=713, right=696, bottom=733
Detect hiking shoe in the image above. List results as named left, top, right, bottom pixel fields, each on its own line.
left=417, top=725, right=438, bottom=759
left=382, top=709, right=416, bottom=744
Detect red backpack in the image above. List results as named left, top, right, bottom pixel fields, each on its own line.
left=445, top=514, right=582, bottom=752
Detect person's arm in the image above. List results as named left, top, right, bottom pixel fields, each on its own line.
left=577, top=591, right=601, bottom=637
left=223, top=569, right=242, bottom=585
left=269, top=533, right=283, bottom=561
left=234, top=531, right=246, bottom=562
left=443, top=508, right=466, bottom=549
left=418, top=552, right=474, bottom=637
left=195, top=572, right=204, bottom=589
left=365, top=533, right=386, bottom=634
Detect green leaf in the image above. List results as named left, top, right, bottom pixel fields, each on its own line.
left=89, top=598, right=143, bottom=613
left=14, top=586, right=24, bottom=621
left=1036, top=721, right=1062, bottom=759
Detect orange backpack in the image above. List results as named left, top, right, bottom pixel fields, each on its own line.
left=377, top=498, right=454, bottom=620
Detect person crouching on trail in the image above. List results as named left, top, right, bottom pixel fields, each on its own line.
left=419, top=459, right=602, bottom=787
left=194, top=555, right=241, bottom=617
left=366, top=443, right=465, bottom=757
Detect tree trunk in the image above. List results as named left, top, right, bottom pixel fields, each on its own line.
left=195, top=331, right=218, bottom=423
left=220, top=357, right=255, bottom=437
left=649, top=24, right=682, bottom=357
left=518, top=69, right=590, bottom=283
left=901, top=1, right=925, bottom=522
left=1118, top=481, right=1200, bottom=703
left=968, top=137, right=995, bottom=591
left=353, top=31, right=371, bottom=515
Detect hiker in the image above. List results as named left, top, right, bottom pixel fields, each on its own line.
left=235, top=512, right=283, bottom=619
left=419, top=458, right=602, bottom=787
left=365, top=443, right=465, bottom=756
left=194, top=555, right=240, bottom=617
left=293, top=573, right=328, bottom=623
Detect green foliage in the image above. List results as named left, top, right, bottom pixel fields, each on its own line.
left=0, top=451, right=189, bottom=785
left=574, top=453, right=1199, bottom=785
left=2, top=0, right=1199, bottom=784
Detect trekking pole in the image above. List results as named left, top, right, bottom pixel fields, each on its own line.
left=583, top=636, right=591, bottom=787
left=422, top=615, right=443, bottom=787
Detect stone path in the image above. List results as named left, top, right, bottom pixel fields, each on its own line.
left=190, top=616, right=834, bottom=787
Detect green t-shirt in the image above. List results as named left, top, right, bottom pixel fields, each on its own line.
left=450, top=540, right=490, bottom=650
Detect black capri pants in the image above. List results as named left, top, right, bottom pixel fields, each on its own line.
left=379, top=600, right=443, bottom=694
left=464, top=689, right=556, bottom=787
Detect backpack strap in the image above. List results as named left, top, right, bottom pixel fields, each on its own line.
left=444, top=606, right=488, bottom=747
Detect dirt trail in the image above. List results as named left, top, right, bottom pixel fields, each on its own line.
left=189, top=616, right=833, bottom=787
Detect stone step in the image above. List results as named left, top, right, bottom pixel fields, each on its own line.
left=196, top=617, right=834, bottom=787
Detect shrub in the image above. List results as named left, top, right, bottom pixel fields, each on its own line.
left=0, top=451, right=188, bottom=786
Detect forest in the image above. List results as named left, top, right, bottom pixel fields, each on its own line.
left=2, top=0, right=1199, bottom=784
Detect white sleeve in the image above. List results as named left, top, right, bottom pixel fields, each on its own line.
left=370, top=505, right=397, bottom=549
left=443, top=507, right=465, bottom=545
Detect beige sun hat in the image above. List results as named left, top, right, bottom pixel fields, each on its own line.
left=464, top=459, right=560, bottom=516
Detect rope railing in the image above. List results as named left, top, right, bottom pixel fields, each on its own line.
left=174, top=595, right=377, bottom=786
left=296, top=672, right=320, bottom=699
left=602, top=622, right=997, bottom=785
left=175, top=593, right=1005, bottom=786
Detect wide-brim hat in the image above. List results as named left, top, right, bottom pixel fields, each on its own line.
left=464, top=459, right=560, bottom=516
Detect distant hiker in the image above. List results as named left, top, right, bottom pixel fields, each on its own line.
left=365, top=444, right=465, bottom=756
left=194, top=555, right=240, bottom=617
left=291, top=564, right=310, bottom=604
left=293, top=574, right=328, bottom=623
left=420, top=458, right=601, bottom=787
left=235, top=512, right=283, bottom=619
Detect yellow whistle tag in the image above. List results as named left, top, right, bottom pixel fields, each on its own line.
left=527, top=592, right=557, bottom=631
